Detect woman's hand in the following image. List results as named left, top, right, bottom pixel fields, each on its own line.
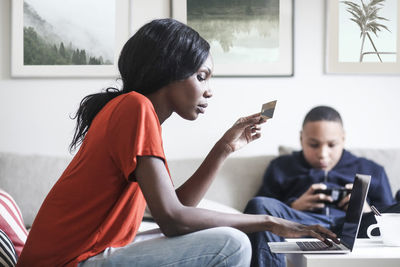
left=219, top=113, right=267, bottom=154
left=270, top=217, right=340, bottom=245
left=291, top=183, right=333, bottom=211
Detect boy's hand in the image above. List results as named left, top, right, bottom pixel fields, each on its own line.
left=337, top=183, right=352, bottom=210
left=291, top=183, right=333, bottom=211
left=338, top=183, right=371, bottom=212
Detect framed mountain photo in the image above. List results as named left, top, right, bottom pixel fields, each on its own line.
left=11, top=0, right=130, bottom=77
left=326, top=0, right=400, bottom=74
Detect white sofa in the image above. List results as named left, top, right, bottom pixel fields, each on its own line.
left=1, top=147, right=400, bottom=230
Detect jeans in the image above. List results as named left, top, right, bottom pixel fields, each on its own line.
left=78, top=226, right=252, bottom=267
left=244, top=197, right=343, bottom=267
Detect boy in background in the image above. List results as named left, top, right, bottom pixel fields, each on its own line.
left=245, top=106, right=397, bottom=267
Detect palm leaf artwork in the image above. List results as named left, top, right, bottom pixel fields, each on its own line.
left=342, top=0, right=393, bottom=62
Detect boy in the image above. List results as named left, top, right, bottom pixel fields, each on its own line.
left=245, top=106, right=396, bottom=267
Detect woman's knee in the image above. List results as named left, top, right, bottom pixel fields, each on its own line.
left=211, top=227, right=252, bottom=266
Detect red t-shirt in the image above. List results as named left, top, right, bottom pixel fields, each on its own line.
left=17, top=92, right=168, bottom=267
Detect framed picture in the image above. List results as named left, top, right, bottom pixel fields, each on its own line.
left=171, top=0, right=293, bottom=76
left=11, top=0, right=130, bottom=78
left=326, top=0, right=400, bottom=74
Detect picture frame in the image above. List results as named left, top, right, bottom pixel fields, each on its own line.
left=326, top=0, right=400, bottom=74
left=171, top=0, right=293, bottom=77
left=11, top=0, right=130, bottom=78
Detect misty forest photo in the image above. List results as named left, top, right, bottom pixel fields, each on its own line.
left=23, top=0, right=115, bottom=66
left=187, top=0, right=280, bottom=65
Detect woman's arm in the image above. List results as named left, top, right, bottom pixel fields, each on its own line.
left=176, top=113, right=266, bottom=206
left=134, top=155, right=338, bottom=245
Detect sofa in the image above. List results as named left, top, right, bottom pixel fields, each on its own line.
left=1, top=147, right=400, bottom=232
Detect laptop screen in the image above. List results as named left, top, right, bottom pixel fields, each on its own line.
left=340, top=174, right=371, bottom=251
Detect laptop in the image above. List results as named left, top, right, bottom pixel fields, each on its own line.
left=268, top=173, right=371, bottom=254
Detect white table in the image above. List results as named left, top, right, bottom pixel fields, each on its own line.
left=285, top=238, right=400, bottom=267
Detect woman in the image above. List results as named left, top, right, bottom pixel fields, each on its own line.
left=17, top=19, right=337, bottom=267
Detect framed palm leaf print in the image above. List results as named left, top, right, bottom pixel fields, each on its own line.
left=326, top=0, right=400, bottom=74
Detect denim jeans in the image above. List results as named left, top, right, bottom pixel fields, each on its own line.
left=244, top=197, right=343, bottom=267
left=78, top=226, right=252, bottom=267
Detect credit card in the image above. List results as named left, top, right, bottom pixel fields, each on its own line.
left=261, top=100, right=277, bottom=119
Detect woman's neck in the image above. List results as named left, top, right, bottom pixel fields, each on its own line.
left=146, top=90, right=172, bottom=125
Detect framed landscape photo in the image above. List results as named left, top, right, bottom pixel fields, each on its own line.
left=326, top=0, right=400, bottom=74
left=171, top=0, right=293, bottom=76
left=11, top=0, right=130, bottom=78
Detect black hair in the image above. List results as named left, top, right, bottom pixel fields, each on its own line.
left=70, top=18, right=210, bottom=152
left=302, top=106, right=343, bottom=127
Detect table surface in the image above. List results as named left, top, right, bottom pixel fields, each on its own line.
left=285, top=238, right=400, bottom=267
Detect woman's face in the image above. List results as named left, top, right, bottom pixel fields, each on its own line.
left=300, top=120, right=345, bottom=171
left=166, top=54, right=214, bottom=120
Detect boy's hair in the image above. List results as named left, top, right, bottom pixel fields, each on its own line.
left=302, top=106, right=343, bottom=127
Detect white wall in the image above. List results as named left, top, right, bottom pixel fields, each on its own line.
left=1, top=0, right=400, bottom=160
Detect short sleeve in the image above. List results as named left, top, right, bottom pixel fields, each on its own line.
left=106, top=94, right=166, bottom=180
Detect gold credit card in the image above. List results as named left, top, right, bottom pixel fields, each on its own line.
left=261, top=100, right=277, bottom=119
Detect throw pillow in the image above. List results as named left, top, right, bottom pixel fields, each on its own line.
left=0, top=189, right=28, bottom=256
left=0, top=229, right=17, bottom=267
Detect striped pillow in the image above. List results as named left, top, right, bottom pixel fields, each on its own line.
left=0, top=190, right=28, bottom=257
left=0, top=229, right=17, bottom=267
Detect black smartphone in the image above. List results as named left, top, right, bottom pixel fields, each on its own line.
left=314, top=188, right=352, bottom=205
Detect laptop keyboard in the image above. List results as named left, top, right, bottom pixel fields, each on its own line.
left=296, top=241, right=342, bottom=251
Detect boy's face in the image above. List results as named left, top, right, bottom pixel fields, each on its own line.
left=300, top=120, right=345, bottom=171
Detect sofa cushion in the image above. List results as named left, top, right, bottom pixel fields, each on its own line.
left=278, top=145, right=400, bottom=196
left=143, top=198, right=242, bottom=219
left=139, top=198, right=242, bottom=233
left=198, top=198, right=242, bottom=214
left=168, top=156, right=276, bottom=212
left=0, top=152, right=71, bottom=228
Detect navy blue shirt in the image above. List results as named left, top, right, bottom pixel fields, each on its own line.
left=257, top=150, right=395, bottom=217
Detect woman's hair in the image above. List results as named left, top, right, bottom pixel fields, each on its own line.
left=302, top=106, right=343, bottom=127
left=70, top=19, right=210, bottom=152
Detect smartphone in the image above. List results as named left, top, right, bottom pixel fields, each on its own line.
left=314, top=188, right=352, bottom=205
